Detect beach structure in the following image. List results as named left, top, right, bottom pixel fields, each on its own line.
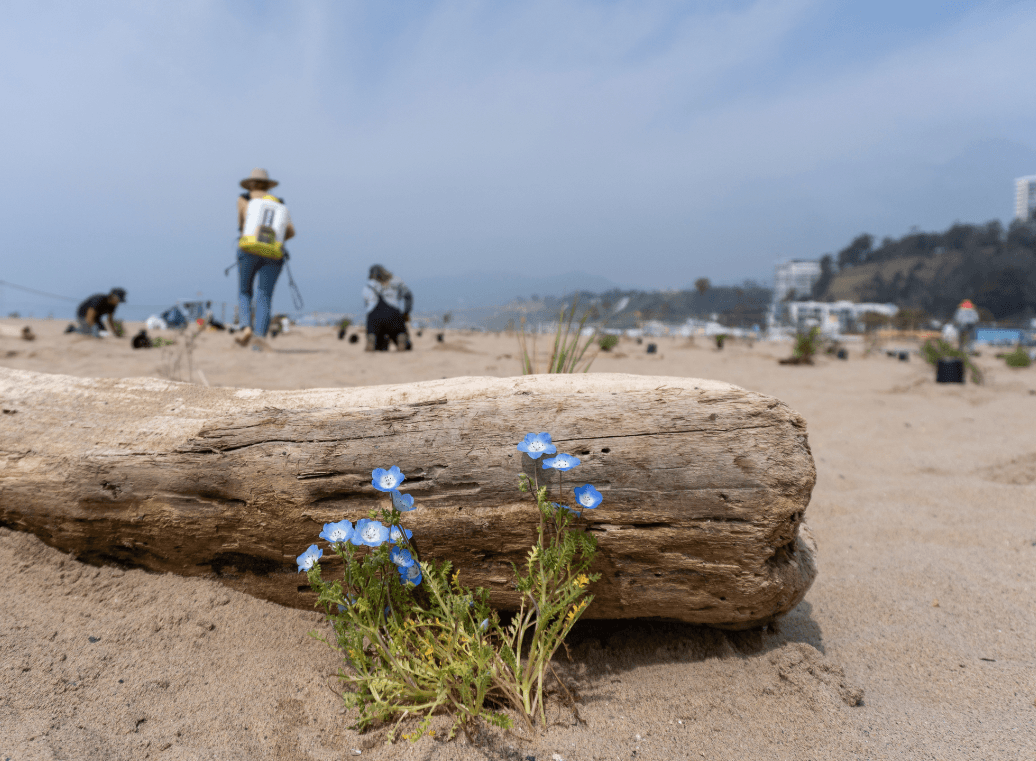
left=1015, top=175, right=1036, bottom=220
left=769, top=260, right=821, bottom=327
left=784, top=300, right=898, bottom=335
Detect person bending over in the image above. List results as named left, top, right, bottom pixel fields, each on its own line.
left=75, top=287, right=126, bottom=337
left=234, top=168, right=295, bottom=348
left=363, top=265, right=413, bottom=351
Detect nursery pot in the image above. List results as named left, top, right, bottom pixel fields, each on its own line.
left=936, top=357, right=965, bottom=383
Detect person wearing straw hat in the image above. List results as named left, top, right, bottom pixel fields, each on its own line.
left=234, top=168, right=295, bottom=348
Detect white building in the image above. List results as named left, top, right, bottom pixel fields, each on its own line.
left=785, top=300, right=898, bottom=335
left=769, top=259, right=822, bottom=326
left=1015, top=175, right=1036, bottom=220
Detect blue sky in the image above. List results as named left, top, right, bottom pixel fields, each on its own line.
left=2, top=0, right=1036, bottom=317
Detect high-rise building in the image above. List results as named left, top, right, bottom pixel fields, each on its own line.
left=1014, top=175, right=1036, bottom=220
left=774, top=260, right=821, bottom=302
left=769, top=259, right=822, bottom=327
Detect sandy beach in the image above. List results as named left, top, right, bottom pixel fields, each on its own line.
left=1, top=318, right=1033, bottom=760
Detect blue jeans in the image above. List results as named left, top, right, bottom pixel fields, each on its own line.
left=237, top=250, right=283, bottom=337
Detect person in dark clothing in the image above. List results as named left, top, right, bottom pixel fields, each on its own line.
left=363, top=265, right=413, bottom=351
left=75, top=288, right=126, bottom=337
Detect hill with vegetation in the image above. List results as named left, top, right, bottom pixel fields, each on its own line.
left=479, top=280, right=773, bottom=331
left=810, top=219, right=1036, bottom=322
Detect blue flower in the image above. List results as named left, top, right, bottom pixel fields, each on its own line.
left=372, top=466, right=405, bottom=492
left=389, top=525, right=413, bottom=544
left=390, top=490, right=415, bottom=512
left=318, top=519, right=354, bottom=545
left=296, top=544, right=322, bottom=573
left=542, top=453, right=580, bottom=471
left=352, top=518, right=390, bottom=547
left=573, top=484, right=603, bottom=510
left=337, top=594, right=357, bottom=612
left=390, top=546, right=415, bottom=568
left=517, top=432, right=557, bottom=460
left=480, top=618, right=489, bottom=631
left=398, top=562, right=423, bottom=587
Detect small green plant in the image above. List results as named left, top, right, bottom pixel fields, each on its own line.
left=338, top=317, right=352, bottom=331
left=597, top=334, right=619, bottom=352
left=1003, top=346, right=1032, bottom=368
left=301, top=432, right=601, bottom=742
left=112, top=319, right=125, bottom=337
left=714, top=334, right=727, bottom=350
left=517, top=296, right=598, bottom=374
left=793, top=327, right=821, bottom=361
left=151, top=336, right=176, bottom=347
left=921, top=338, right=983, bottom=383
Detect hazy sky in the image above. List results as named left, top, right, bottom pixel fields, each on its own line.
left=3, top=0, right=1036, bottom=318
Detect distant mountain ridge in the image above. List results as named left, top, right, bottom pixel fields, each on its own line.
left=810, top=219, right=1036, bottom=322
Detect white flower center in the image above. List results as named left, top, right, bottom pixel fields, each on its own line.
left=330, top=529, right=345, bottom=541
left=362, top=526, right=378, bottom=541
left=528, top=440, right=544, bottom=452
left=580, top=493, right=593, bottom=506
left=379, top=474, right=395, bottom=488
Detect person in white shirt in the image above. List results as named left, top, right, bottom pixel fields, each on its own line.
left=363, top=265, right=413, bottom=351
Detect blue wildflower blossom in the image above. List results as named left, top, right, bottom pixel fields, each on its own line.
left=542, top=453, right=581, bottom=471
left=296, top=544, right=322, bottom=573
left=389, top=525, right=413, bottom=544
left=390, top=490, right=416, bottom=512
left=398, top=562, right=423, bottom=587
left=480, top=618, right=489, bottom=631
left=517, top=432, right=557, bottom=460
left=371, top=466, right=405, bottom=492
left=573, top=484, right=603, bottom=510
left=390, top=546, right=415, bottom=568
left=318, top=519, right=353, bottom=545
left=352, top=518, right=390, bottom=547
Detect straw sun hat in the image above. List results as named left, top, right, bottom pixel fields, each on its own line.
left=240, top=168, right=279, bottom=190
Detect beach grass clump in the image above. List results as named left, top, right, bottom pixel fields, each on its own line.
left=597, top=334, right=619, bottom=352
left=300, top=431, right=601, bottom=742
left=1002, top=346, right=1032, bottom=368
left=518, top=296, right=598, bottom=374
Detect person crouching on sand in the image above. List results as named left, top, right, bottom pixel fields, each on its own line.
left=234, top=168, right=295, bottom=349
left=74, top=287, right=126, bottom=337
left=363, top=265, right=413, bottom=351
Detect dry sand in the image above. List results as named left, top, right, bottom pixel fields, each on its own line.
left=1, top=319, right=1034, bottom=760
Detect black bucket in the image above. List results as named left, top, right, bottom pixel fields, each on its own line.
left=646, top=343, right=657, bottom=354
left=936, top=358, right=965, bottom=383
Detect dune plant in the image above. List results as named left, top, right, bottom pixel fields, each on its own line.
left=300, top=432, right=601, bottom=742
left=1003, top=346, right=1032, bottom=368
left=597, top=334, right=619, bottom=352
left=517, top=296, right=598, bottom=374
left=921, top=338, right=983, bottom=383
left=793, top=327, right=821, bottom=361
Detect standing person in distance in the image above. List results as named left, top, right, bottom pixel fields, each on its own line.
left=363, top=265, right=413, bottom=351
left=73, top=287, right=126, bottom=337
left=235, top=168, right=294, bottom=349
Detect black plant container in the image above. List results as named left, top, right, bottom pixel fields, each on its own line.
left=936, top=357, right=965, bottom=383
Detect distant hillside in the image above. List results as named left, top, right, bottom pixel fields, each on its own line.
left=480, top=282, right=772, bottom=331
left=811, top=220, right=1036, bottom=321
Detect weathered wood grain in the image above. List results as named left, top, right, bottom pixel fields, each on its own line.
left=0, top=368, right=817, bottom=628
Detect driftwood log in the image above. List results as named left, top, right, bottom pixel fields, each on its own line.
left=0, top=368, right=817, bottom=628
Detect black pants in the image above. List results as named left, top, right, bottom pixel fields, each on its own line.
left=366, top=300, right=410, bottom=351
